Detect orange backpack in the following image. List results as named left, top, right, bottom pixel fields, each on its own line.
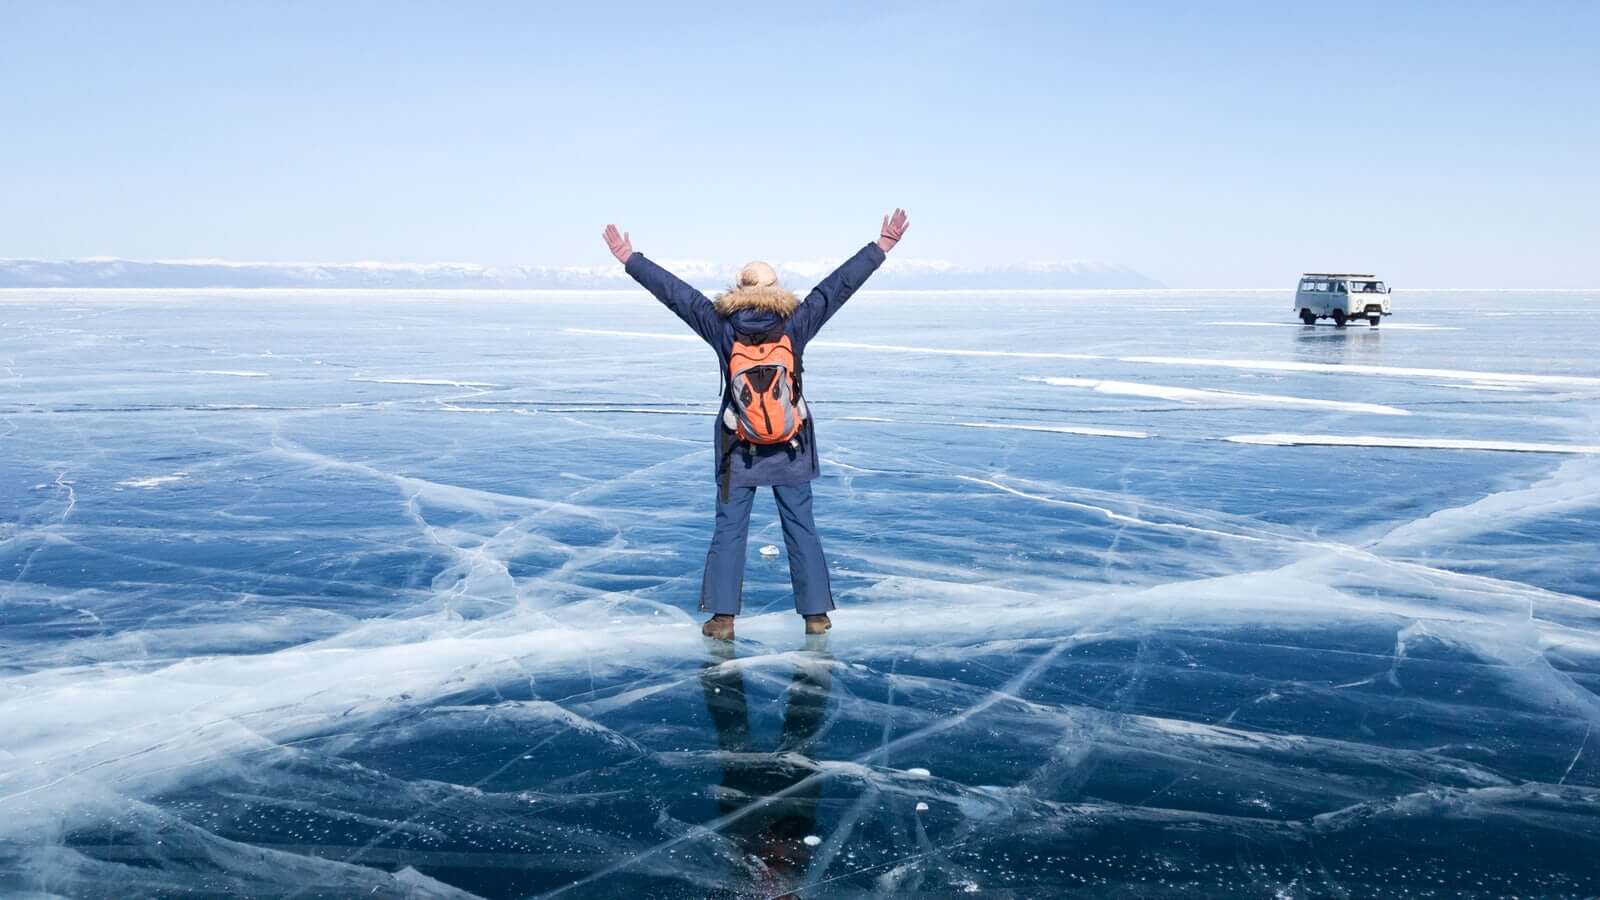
left=724, top=329, right=806, bottom=444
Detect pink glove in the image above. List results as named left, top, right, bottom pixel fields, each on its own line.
left=603, top=224, right=633, bottom=264
left=876, top=208, right=910, bottom=253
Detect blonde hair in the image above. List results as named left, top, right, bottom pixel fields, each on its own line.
left=736, top=261, right=779, bottom=289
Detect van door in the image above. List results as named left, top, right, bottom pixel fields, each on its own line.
left=1311, top=279, right=1334, bottom=316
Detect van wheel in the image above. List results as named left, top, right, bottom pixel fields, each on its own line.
left=1369, top=316, right=1381, bottom=326
left=1332, top=309, right=1347, bottom=327
left=1300, top=309, right=1317, bottom=325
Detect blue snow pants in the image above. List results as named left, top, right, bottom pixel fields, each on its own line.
left=700, top=482, right=835, bottom=616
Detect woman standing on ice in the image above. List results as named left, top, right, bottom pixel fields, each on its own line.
left=603, top=210, right=910, bottom=640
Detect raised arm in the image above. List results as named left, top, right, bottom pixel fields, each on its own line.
left=789, top=209, right=909, bottom=344
left=604, top=223, right=721, bottom=346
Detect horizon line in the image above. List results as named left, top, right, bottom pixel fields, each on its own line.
left=3, top=286, right=1596, bottom=294
left=0, top=253, right=1141, bottom=270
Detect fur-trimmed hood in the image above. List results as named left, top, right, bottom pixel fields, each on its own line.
left=713, top=285, right=799, bottom=318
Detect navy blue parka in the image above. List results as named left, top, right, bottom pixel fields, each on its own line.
left=625, top=243, right=886, bottom=489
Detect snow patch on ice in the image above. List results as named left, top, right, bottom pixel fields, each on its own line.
left=117, top=472, right=190, bottom=488
left=1026, top=375, right=1410, bottom=416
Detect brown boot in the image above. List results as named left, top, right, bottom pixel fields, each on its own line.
left=701, top=614, right=735, bottom=641
left=803, top=613, right=831, bottom=635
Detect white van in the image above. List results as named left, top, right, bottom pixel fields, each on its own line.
left=1294, top=273, right=1391, bottom=326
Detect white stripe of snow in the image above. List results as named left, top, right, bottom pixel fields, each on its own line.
left=953, top=421, right=1149, bottom=438
left=1433, top=383, right=1529, bottom=392
left=117, top=473, right=189, bottom=488
left=189, top=369, right=269, bottom=377
left=353, top=377, right=500, bottom=387
left=1123, top=356, right=1600, bottom=387
left=1225, top=434, right=1600, bottom=454
left=838, top=415, right=1147, bottom=438
left=543, top=407, right=711, bottom=416
left=1026, top=376, right=1409, bottom=416
left=1376, top=457, right=1600, bottom=549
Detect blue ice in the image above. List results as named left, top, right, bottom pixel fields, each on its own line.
left=1, top=289, right=1598, bottom=897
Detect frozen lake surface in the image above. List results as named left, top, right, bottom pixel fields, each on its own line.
left=3, top=288, right=1599, bottom=898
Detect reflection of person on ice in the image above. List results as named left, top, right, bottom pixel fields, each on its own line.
left=604, top=210, right=910, bottom=640
left=699, top=638, right=834, bottom=896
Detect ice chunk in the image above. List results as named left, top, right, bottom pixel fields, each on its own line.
left=802, top=835, right=821, bottom=847
left=759, top=544, right=781, bottom=557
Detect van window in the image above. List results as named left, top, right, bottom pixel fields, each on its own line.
left=1299, top=280, right=1315, bottom=292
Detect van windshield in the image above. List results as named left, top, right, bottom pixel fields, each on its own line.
left=1354, top=281, right=1386, bottom=292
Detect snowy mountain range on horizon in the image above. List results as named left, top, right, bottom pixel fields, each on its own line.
left=0, top=256, right=1164, bottom=290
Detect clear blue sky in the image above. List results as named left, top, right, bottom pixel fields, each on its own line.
left=3, top=1, right=1596, bottom=286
